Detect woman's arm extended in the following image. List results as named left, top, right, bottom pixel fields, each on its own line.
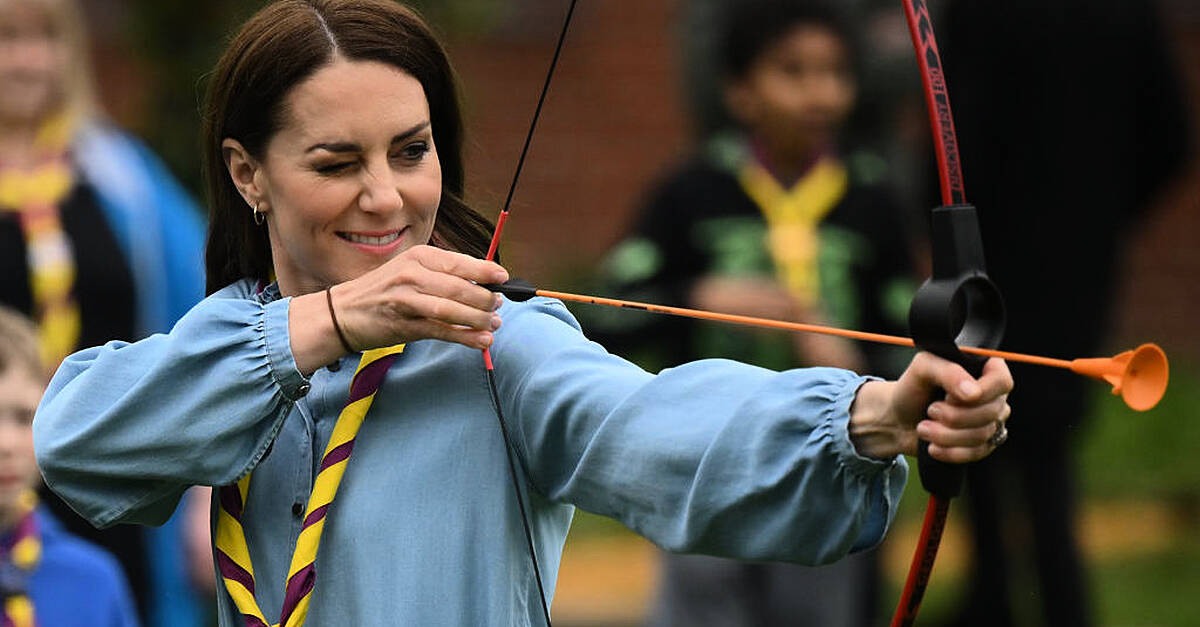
left=489, top=298, right=902, bottom=565
left=489, top=297, right=1009, bottom=566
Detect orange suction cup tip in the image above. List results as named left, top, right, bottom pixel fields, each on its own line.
left=1120, top=344, right=1170, bottom=411
left=1070, top=343, right=1169, bottom=411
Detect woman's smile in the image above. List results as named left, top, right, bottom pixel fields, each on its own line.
left=336, top=228, right=406, bottom=253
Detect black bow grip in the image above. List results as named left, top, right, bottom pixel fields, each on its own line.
left=907, top=204, right=1006, bottom=499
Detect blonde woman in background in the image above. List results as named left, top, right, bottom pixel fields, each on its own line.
left=0, top=0, right=210, bottom=624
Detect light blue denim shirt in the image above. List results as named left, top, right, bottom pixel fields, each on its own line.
left=35, top=279, right=907, bottom=626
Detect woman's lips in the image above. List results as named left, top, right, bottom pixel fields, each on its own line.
left=336, top=228, right=406, bottom=254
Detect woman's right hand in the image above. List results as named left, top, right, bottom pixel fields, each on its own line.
left=289, top=245, right=508, bottom=374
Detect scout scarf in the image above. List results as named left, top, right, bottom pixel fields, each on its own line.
left=0, top=112, right=80, bottom=371
left=736, top=154, right=848, bottom=308
left=215, top=344, right=405, bottom=627
left=0, top=490, right=41, bottom=627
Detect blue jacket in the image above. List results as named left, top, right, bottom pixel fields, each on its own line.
left=35, top=280, right=908, bottom=626
left=29, top=507, right=139, bottom=627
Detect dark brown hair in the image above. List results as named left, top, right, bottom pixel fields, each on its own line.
left=202, top=0, right=495, bottom=294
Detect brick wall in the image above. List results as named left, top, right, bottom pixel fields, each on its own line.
left=1114, top=18, right=1200, bottom=362
left=446, top=0, right=689, bottom=281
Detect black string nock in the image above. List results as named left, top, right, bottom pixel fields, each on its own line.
left=484, top=278, right=539, bottom=302
left=908, top=204, right=1006, bottom=499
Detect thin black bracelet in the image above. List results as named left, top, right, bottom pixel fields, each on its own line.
left=325, top=286, right=355, bottom=353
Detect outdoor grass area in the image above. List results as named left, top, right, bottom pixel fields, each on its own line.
left=1074, top=359, right=1200, bottom=627
left=554, top=361, right=1200, bottom=626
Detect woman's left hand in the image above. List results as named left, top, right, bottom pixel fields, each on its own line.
left=848, top=353, right=1013, bottom=462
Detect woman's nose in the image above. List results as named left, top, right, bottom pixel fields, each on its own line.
left=358, top=160, right=403, bottom=214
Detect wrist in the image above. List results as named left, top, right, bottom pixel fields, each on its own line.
left=847, top=380, right=908, bottom=460
left=326, top=286, right=356, bottom=353
left=288, top=290, right=349, bottom=376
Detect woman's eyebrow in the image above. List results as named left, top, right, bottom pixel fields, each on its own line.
left=305, top=121, right=431, bottom=154
left=391, top=121, right=432, bottom=144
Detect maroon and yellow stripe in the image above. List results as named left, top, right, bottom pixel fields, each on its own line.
left=216, top=345, right=405, bottom=627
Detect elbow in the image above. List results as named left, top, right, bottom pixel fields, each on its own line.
left=32, top=391, right=101, bottom=515
left=32, top=356, right=93, bottom=483
left=33, top=403, right=77, bottom=497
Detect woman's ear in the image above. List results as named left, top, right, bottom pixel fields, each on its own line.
left=222, top=138, right=266, bottom=209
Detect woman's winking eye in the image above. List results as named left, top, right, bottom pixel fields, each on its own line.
left=311, top=138, right=431, bottom=176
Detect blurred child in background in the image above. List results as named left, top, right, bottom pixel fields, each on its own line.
left=588, top=1, right=919, bottom=624
left=0, top=0, right=210, bottom=624
left=0, top=306, right=138, bottom=626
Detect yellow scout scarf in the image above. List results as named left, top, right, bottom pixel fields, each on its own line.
left=737, top=155, right=848, bottom=307
left=0, top=113, right=80, bottom=370
left=1, top=490, right=41, bottom=627
left=215, top=345, right=404, bottom=627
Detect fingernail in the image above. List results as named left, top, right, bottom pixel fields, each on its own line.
left=916, top=421, right=932, bottom=439
left=478, top=333, right=493, bottom=349
left=492, top=294, right=504, bottom=310
left=959, top=380, right=981, bottom=398
left=490, top=314, right=502, bottom=331
left=927, top=404, right=942, bottom=420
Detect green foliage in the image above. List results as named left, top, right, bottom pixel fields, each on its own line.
left=118, top=1, right=266, bottom=195
left=1078, top=359, right=1200, bottom=500
left=1091, top=543, right=1200, bottom=627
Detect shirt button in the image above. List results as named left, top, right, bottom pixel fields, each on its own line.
left=296, top=383, right=311, bottom=397
left=292, top=502, right=305, bottom=518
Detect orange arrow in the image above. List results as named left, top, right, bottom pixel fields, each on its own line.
left=527, top=288, right=1168, bottom=411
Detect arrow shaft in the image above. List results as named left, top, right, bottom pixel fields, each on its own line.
left=535, top=288, right=1074, bottom=370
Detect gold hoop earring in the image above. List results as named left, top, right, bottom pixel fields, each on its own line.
left=253, top=202, right=265, bottom=226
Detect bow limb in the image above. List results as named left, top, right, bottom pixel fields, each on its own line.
left=890, top=1, right=1006, bottom=625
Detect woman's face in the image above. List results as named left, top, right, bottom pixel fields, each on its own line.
left=0, top=1, right=67, bottom=126
left=252, top=58, right=442, bottom=296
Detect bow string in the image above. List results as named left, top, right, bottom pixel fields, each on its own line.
left=479, top=2, right=579, bottom=627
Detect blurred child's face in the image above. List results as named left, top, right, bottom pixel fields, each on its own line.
left=0, top=366, right=40, bottom=526
left=0, top=1, right=67, bottom=126
left=726, top=23, right=855, bottom=160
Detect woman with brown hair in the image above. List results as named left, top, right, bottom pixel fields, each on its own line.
left=34, top=1, right=1011, bottom=625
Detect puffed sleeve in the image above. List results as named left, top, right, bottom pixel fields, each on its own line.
left=33, top=280, right=308, bottom=528
left=491, top=297, right=908, bottom=566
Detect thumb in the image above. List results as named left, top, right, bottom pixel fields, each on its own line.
left=917, top=353, right=981, bottom=404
